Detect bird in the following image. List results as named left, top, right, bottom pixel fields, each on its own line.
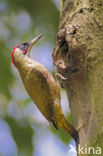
left=11, top=34, right=79, bottom=144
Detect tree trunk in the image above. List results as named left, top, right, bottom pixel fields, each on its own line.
left=52, top=0, right=103, bottom=155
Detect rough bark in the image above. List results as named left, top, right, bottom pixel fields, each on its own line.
left=52, top=0, right=103, bottom=155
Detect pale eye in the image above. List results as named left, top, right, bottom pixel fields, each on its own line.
left=19, top=45, right=24, bottom=48
left=18, top=42, right=28, bottom=54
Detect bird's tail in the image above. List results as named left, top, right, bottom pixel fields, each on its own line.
left=54, top=105, right=79, bottom=144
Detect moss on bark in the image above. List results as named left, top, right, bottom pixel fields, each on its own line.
left=53, top=0, right=103, bottom=155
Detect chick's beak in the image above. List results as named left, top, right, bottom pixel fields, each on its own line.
left=27, top=34, right=43, bottom=55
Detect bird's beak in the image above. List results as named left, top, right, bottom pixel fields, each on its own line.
left=27, top=34, right=43, bottom=55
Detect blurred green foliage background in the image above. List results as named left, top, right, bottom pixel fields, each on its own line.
left=0, top=0, right=74, bottom=156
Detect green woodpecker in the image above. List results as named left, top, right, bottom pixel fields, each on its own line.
left=11, top=34, right=79, bottom=144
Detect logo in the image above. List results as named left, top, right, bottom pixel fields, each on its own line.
left=67, top=144, right=101, bottom=155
